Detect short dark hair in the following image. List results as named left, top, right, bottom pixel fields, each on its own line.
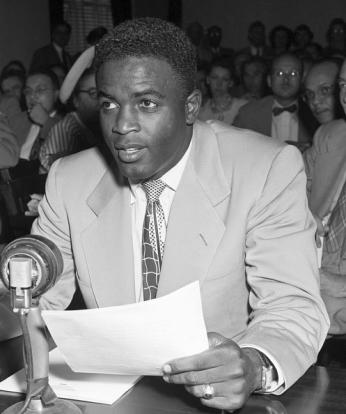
left=271, top=52, right=303, bottom=74
left=26, top=69, right=60, bottom=90
left=248, top=21, right=265, bottom=32
left=95, top=17, right=197, bottom=98
left=269, top=25, right=293, bottom=49
left=86, top=26, right=108, bottom=45
left=208, top=57, right=234, bottom=79
left=52, top=20, right=72, bottom=34
left=294, top=24, right=313, bottom=41
left=0, top=69, right=25, bottom=90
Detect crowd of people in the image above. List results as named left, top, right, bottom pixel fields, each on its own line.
left=1, top=14, right=346, bottom=411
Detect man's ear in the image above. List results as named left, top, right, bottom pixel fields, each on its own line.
left=185, top=89, right=202, bottom=125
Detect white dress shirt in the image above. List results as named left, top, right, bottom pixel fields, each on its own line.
left=129, top=142, right=192, bottom=302
left=271, top=100, right=298, bottom=143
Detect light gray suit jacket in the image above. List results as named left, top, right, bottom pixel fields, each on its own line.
left=32, top=120, right=329, bottom=393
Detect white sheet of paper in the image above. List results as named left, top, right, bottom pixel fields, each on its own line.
left=42, top=281, right=208, bottom=376
left=0, top=348, right=140, bottom=404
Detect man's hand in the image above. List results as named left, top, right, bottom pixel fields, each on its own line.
left=28, top=103, right=49, bottom=126
left=161, top=332, right=262, bottom=411
left=25, top=193, right=43, bottom=217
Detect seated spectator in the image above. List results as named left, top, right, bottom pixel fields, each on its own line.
left=293, top=24, right=314, bottom=57
left=234, top=52, right=319, bottom=151
left=269, top=25, right=293, bottom=57
left=324, top=18, right=346, bottom=58
left=30, top=20, right=73, bottom=72
left=305, top=42, right=324, bottom=61
left=303, top=59, right=343, bottom=125
left=186, top=21, right=212, bottom=64
left=205, top=25, right=233, bottom=62
left=198, top=58, right=247, bottom=124
left=231, top=51, right=251, bottom=96
left=303, top=58, right=346, bottom=334
left=238, top=21, right=273, bottom=60
left=8, top=69, right=62, bottom=164
left=240, top=56, right=269, bottom=101
left=0, top=69, right=26, bottom=110
left=39, top=68, right=99, bottom=173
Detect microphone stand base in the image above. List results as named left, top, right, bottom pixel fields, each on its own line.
left=2, top=398, right=82, bottom=414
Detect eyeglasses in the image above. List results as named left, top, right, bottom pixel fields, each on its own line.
left=304, top=85, right=335, bottom=102
left=272, top=70, right=301, bottom=79
left=77, top=89, right=98, bottom=99
left=23, top=87, right=53, bottom=98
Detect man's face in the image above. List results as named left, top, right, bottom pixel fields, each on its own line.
left=52, top=24, right=71, bottom=48
left=269, top=55, right=302, bottom=104
left=75, top=73, right=99, bottom=125
left=304, top=63, right=338, bottom=124
left=207, top=27, right=222, bottom=48
left=249, top=25, right=265, bottom=47
left=294, top=29, right=310, bottom=49
left=338, top=61, right=346, bottom=115
left=24, top=74, right=58, bottom=113
left=97, top=57, right=193, bottom=181
left=207, top=66, right=232, bottom=98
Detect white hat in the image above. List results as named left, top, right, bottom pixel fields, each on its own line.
left=59, top=46, right=95, bottom=103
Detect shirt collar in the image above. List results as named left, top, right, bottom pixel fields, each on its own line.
left=53, top=42, right=63, bottom=53
left=129, top=138, right=192, bottom=203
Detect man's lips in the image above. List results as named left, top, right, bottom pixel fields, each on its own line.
left=115, top=145, right=146, bottom=163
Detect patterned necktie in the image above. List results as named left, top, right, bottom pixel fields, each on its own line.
left=324, top=180, right=346, bottom=253
left=272, top=104, right=297, bottom=116
left=142, top=179, right=166, bottom=300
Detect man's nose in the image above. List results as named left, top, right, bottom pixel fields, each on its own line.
left=112, top=106, right=140, bottom=135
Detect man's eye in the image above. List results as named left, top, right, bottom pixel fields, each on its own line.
left=140, top=99, right=157, bottom=109
left=339, top=82, right=346, bottom=90
left=101, top=101, right=117, bottom=110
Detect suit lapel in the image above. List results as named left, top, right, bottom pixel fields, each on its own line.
left=81, top=170, right=136, bottom=307
left=158, top=122, right=230, bottom=296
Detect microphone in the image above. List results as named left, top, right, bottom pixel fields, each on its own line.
left=0, top=235, right=81, bottom=414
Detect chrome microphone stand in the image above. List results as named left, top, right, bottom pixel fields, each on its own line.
left=0, top=235, right=82, bottom=414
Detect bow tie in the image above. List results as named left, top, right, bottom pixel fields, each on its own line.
left=272, top=104, right=297, bottom=116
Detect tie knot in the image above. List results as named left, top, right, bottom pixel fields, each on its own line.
left=142, top=179, right=166, bottom=203
left=272, top=104, right=297, bottom=116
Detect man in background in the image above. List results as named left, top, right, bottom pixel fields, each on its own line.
left=30, top=21, right=73, bottom=73
left=234, top=52, right=319, bottom=151
left=303, top=59, right=342, bottom=125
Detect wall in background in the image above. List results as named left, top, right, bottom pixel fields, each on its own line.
left=182, top=0, right=346, bottom=50
left=0, top=0, right=50, bottom=72
left=2, top=0, right=346, bottom=73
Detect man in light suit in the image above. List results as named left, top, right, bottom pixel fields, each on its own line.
left=234, top=52, right=319, bottom=152
left=31, top=18, right=329, bottom=412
